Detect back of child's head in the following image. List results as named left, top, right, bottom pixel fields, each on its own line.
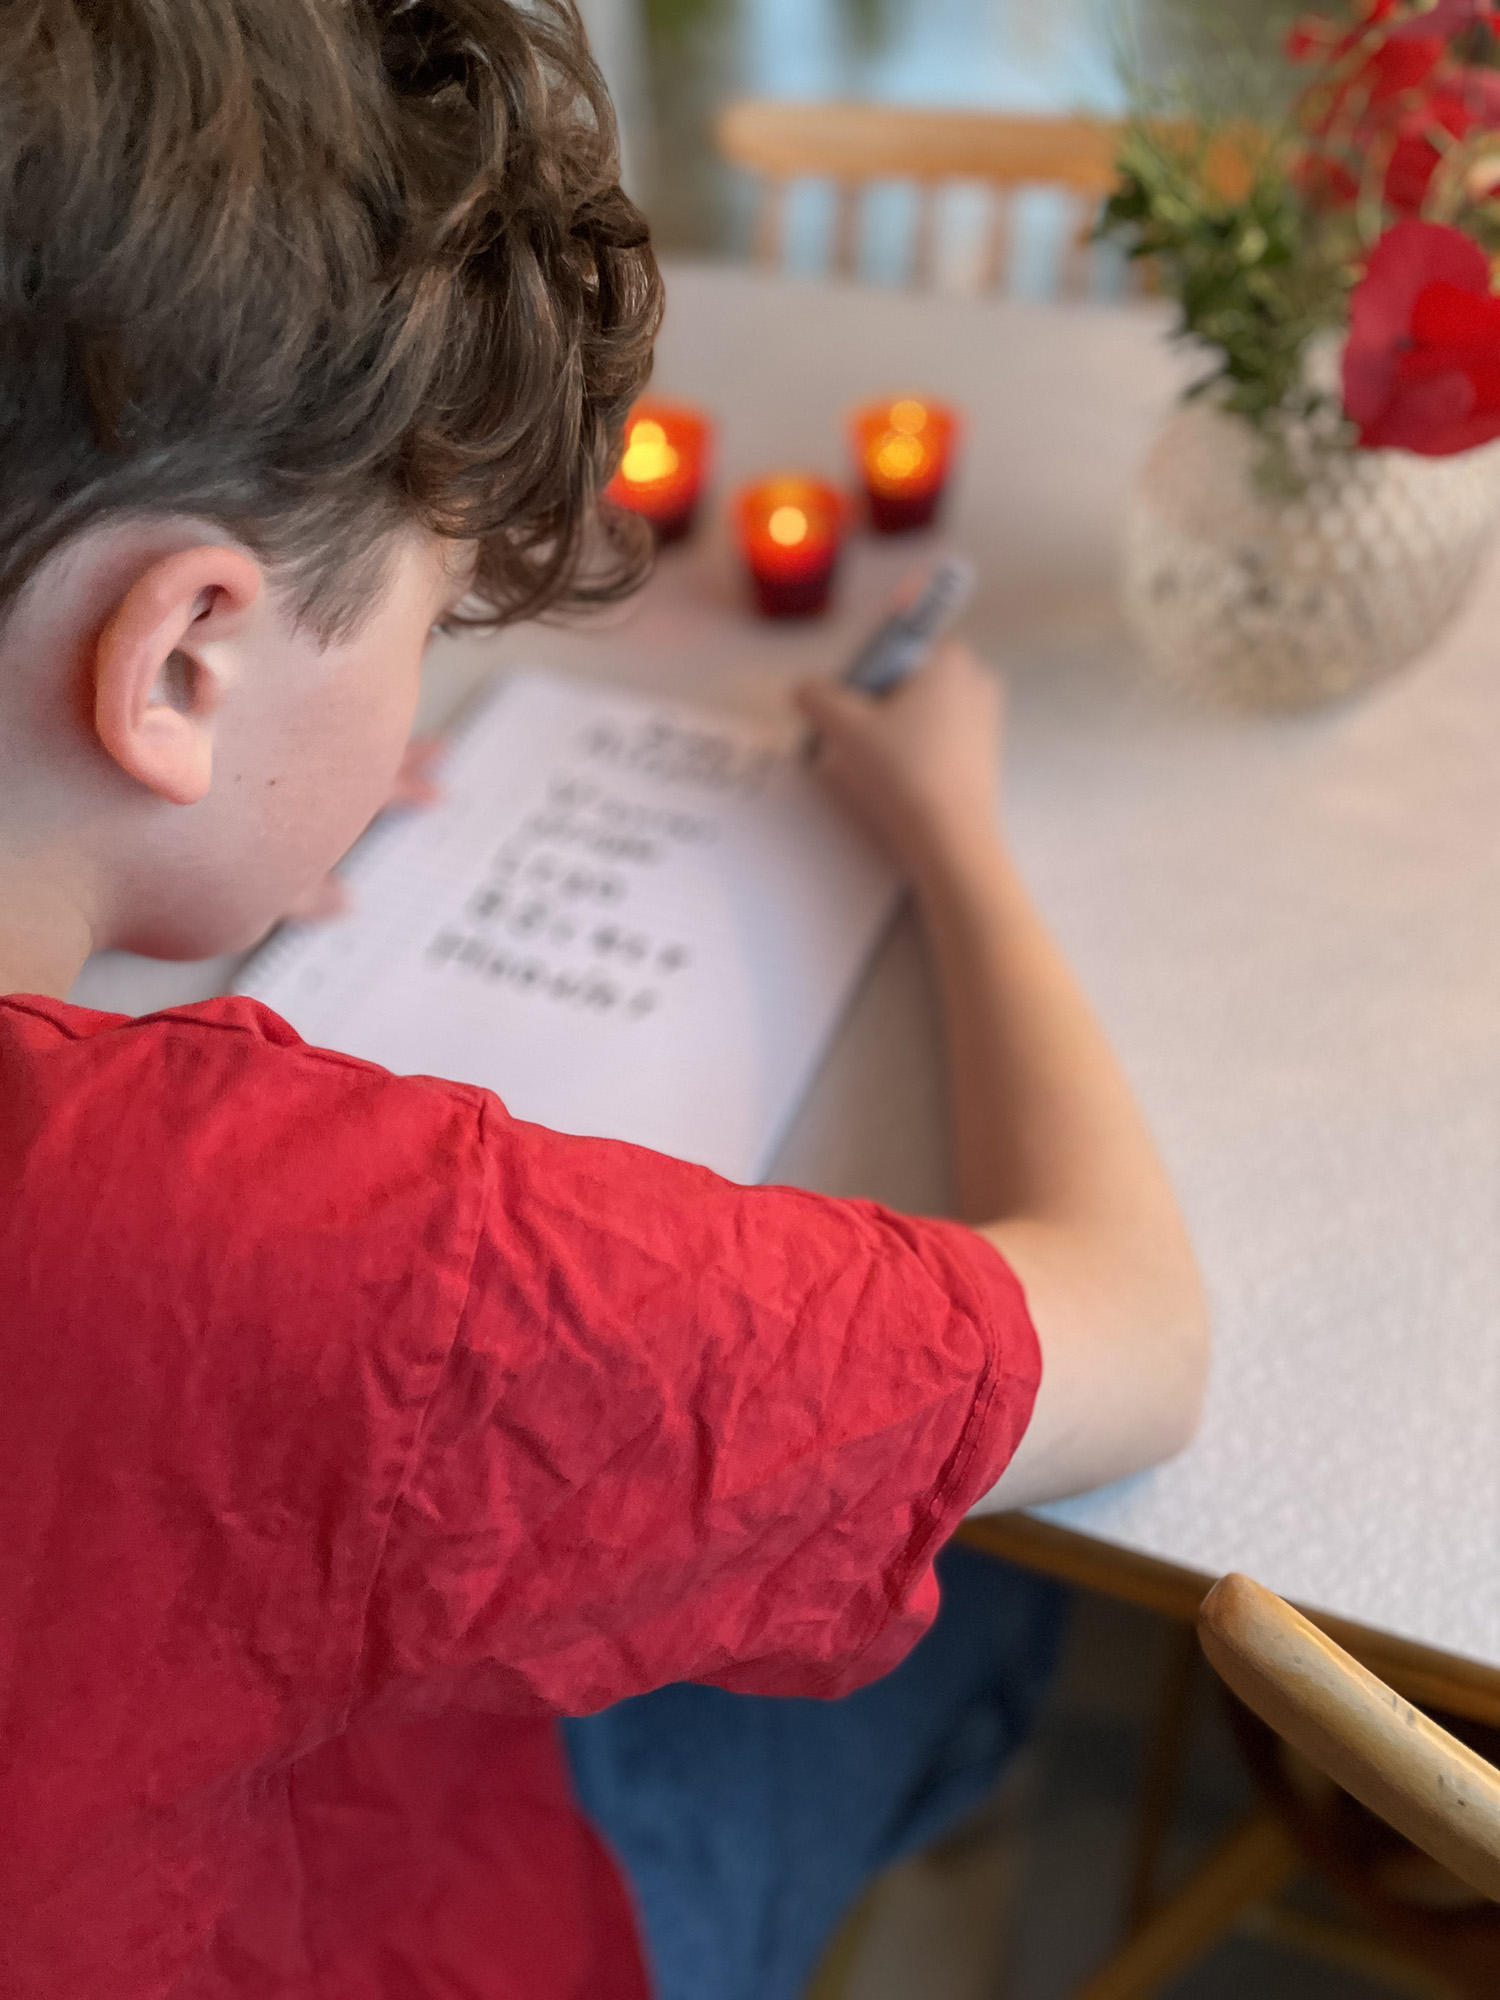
left=0, top=0, right=660, bottom=636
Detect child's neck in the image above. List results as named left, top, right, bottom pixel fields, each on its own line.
left=0, top=856, right=95, bottom=1001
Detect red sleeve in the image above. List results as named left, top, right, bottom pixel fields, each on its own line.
left=0, top=992, right=1037, bottom=1765
left=363, top=1095, right=1040, bottom=1715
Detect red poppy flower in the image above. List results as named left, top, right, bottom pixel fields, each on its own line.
left=1450, top=61, right=1500, bottom=124
left=1286, top=0, right=1397, bottom=66
left=1289, top=5, right=1436, bottom=114
left=1368, top=30, right=1449, bottom=96
left=1293, top=149, right=1362, bottom=205
left=1291, top=0, right=1500, bottom=209
left=1286, top=0, right=1452, bottom=82
left=1382, top=84, right=1477, bottom=210
left=1285, top=11, right=1335, bottom=60
left=1388, top=0, right=1493, bottom=35
left=1297, top=87, right=1472, bottom=212
left=1344, top=219, right=1500, bottom=451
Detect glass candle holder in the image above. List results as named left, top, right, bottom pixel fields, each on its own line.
left=734, top=476, right=847, bottom=619
left=606, top=401, right=713, bottom=543
left=851, top=397, right=959, bottom=533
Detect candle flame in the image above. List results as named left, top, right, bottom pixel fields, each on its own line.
left=621, top=418, right=681, bottom=486
left=872, top=432, right=929, bottom=483
left=889, top=399, right=928, bottom=435
left=767, top=505, right=809, bottom=547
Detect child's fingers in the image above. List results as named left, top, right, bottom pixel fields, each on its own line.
left=276, top=737, right=449, bottom=930
left=794, top=679, right=906, bottom=775
left=793, top=676, right=875, bottom=736
left=281, top=873, right=351, bottom=923
left=388, top=734, right=447, bottom=808
left=796, top=637, right=989, bottom=727
left=802, top=736, right=901, bottom=855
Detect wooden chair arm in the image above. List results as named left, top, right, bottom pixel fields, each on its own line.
left=1199, top=1574, right=1500, bottom=1904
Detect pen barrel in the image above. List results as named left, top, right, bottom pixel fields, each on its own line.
left=846, top=624, right=928, bottom=694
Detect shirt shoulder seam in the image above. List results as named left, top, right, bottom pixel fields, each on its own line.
left=1, top=995, right=486, bottom=1107
left=0, top=996, right=107, bottom=1041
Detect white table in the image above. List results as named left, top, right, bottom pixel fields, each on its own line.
left=74, top=263, right=1500, bottom=1719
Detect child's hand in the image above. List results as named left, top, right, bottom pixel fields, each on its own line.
left=383, top=733, right=447, bottom=812
left=279, top=736, right=446, bottom=922
left=795, top=640, right=1003, bottom=879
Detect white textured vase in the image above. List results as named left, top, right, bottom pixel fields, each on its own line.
left=1122, top=401, right=1500, bottom=711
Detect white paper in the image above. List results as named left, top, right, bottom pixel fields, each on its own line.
left=237, top=669, right=900, bottom=1183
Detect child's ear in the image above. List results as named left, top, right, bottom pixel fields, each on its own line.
left=93, top=545, right=264, bottom=806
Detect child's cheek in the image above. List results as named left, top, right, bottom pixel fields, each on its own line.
left=269, top=632, right=424, bottom=880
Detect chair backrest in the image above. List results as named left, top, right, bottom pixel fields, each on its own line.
left=715, top=100, right=1123, bottom=293
left=1198, top=1573, right=1500, bottom=1904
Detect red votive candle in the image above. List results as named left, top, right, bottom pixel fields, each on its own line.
left=852, top=397, right=960, bottom=533
left=734, top=475, right=847, bottom=619
left=606, top=400, right=712, bottom=543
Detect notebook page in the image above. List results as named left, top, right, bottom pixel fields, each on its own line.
left=237, top=669, right=900, bottom=1183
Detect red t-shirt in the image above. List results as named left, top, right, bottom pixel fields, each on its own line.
left=0, top=994, right=1041, bottom=2000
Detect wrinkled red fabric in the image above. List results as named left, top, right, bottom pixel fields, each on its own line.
left=0, top=993, right=1041, bottom=1999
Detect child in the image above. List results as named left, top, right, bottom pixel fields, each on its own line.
left=0, top=4, right=1208, bottom=1998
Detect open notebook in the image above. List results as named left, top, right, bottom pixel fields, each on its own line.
left=237, top=669, right=901, bottom=1183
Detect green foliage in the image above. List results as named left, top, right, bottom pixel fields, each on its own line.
left=1101, top=123, right=1354, bottom=440
left=1104, top=0, right=1352, bottom=475
left=640, top=0, right=728, bottom=56
left=838, top=0, right=898, bottom=56
left=1131, top=0, right=1305, bottom=117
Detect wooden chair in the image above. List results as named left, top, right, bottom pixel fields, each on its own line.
left=1068, top=1576, right=1500, bottom=2000
left=1200, top=1575, right=1500, bottom=1908
left=715, top=100, right=1124, bottom=294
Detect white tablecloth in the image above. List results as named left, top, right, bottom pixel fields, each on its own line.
left=73, top=262, right=1500, bottom=1671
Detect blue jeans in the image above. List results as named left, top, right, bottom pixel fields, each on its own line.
left=563, top=1545, right=1066, bottom=2000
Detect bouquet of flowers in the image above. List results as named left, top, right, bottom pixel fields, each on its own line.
left=1109, top=0, right=1500, bottom=709
left=1105, top=0, right=1500, bottom=470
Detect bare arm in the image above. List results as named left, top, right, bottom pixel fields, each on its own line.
left=797, top=643, right=1208, bottom=1508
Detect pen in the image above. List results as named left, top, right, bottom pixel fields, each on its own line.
left=841, top=555, right=976, bottom=696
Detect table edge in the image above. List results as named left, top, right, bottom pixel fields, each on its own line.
left=957, top=1512, right=1500, bottom=1729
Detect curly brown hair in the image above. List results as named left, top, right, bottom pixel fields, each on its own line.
left=0, top=0, right=662, bottom=635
